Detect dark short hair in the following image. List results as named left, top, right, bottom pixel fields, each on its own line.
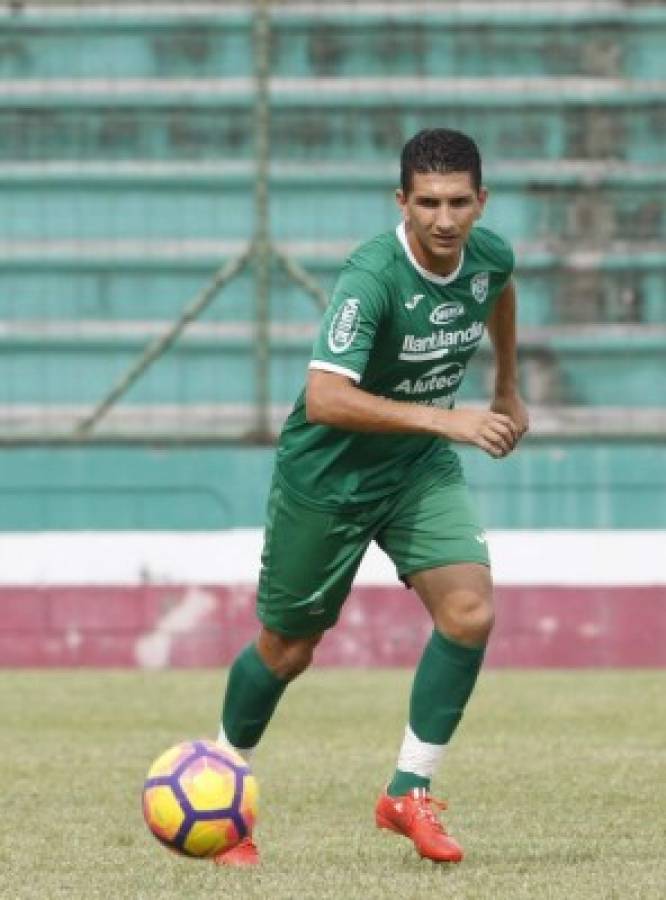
left=400, top=128, right=482, bottom=194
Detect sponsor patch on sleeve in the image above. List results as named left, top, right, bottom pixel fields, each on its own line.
left=328, top=297, right=361, bottom=353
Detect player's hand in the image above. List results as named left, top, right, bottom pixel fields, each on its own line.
left=491, top=391, right=529, bottom=453
left=437, top=408, right=520, bottom=458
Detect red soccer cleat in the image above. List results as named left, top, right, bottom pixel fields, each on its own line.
left=213, top=836, right=260, bottom=868
left=375, top=788, right=464, bottom=863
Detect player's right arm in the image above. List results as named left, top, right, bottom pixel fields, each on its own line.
left=306, top=370, right=517, bottom=459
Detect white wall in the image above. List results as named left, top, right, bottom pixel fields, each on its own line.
left=0, top=531, right=664, bottom=586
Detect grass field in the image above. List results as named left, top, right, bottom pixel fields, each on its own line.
left=2, top=669, right=664, bottom=899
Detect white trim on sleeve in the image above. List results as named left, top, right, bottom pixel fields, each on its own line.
left=309, top=360, right=361, bottom=382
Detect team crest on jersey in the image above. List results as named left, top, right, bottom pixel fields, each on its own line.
left=470, top=272, right=489, bottom=304
left=328, top=297, right=360, bottom=353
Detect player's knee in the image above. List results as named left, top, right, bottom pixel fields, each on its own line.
left=469, top=599, right=495, bottom=643
left=438, top=591, right=495, bottom=646
left=258, top=629, right=322, bottom=681
left=280, top=638, right=319, bottom=680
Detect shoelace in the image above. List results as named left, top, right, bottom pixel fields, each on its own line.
left=413, top=795, right=448, bottom=833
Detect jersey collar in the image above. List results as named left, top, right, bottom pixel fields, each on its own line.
left=396, top=221, right=465, bottom=286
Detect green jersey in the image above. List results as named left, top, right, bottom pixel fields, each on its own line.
left=275, top=223, right=515, bottom=509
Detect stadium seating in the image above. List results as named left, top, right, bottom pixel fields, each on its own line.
left=3, top=163, right=665, bottom=244
left=0, top=83, right=663, bottom=164
left=1, top=239, right=664, bottom=325
left=1, top=5, right=663, bottom=81
left=0, top=1, right=664, bottom=527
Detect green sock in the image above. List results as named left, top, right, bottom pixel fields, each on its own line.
left=387, top=630, right=486, bottom=797
left=220, top=643, right=288, bottom=750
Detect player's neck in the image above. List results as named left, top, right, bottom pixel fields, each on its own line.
left=405, top=227, right=462, bottom=278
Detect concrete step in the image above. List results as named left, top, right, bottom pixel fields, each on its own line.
left=1, top=4, right=663, bottom=79
left=0, top=78, right=663, bottom=163
left=0, top=322, right=662, bottom=407
left=0, top=401, right=664, bottom=443
left=1, top=159, right=663, bottom=244
left=1, top=238, right=664, bottom=325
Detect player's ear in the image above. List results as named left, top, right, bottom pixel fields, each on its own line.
left=476, top=186, right=489, bottom=217
left=395, top=188, right=408, bottom=219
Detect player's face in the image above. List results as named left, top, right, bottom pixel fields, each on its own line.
left=396, top=171, right=487, bottom=276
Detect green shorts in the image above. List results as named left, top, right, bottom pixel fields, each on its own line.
left=256, top=463, right=490, bottom=638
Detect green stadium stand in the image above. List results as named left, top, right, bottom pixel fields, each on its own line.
left=0, top=1, right=663, bottom=528
left=1, top=240, right=664, bottom=325
left=0, top=82, right=663, bottom=163
left=1, top=162, right=664, bottom=243
left=0, top=5, right=664, bottom=80
left=0, top=320, right=663, bottom=412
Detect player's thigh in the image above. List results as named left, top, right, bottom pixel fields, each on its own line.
left=257, top=479, right=371, bottom=638
left=377, top=478, right=490, bottom=580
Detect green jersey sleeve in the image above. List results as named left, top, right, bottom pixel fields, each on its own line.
left=309, top=267, right=387, bottom=382
left=494, top=234, right=515, bottom=294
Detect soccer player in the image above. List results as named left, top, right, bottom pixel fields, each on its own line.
left=215, top=128, right=529, bottom=866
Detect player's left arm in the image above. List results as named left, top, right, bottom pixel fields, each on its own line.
left=485, top=278, right=529, bottom=452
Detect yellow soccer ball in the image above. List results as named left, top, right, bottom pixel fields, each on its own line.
left=142, top=739, right=258, bottom=858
